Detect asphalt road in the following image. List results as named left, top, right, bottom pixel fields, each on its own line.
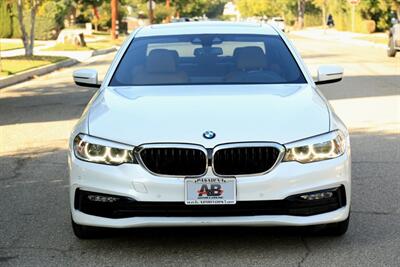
left=0, top=35, right=399, bottom=266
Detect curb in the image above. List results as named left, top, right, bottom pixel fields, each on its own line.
left=92, top=47, right=117, bottom=57
left=0, top=58, right=78, bottom=89
left=0, top=47, right=117, bottom=89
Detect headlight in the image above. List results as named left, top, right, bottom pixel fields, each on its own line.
left=73, top=134, right=135, bottom=165
left=283, top=130, right=346, bottom=163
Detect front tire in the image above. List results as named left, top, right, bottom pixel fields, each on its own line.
left=387, top=37, right=397, bottom=57
left=71, top=217, right=105, bottom=239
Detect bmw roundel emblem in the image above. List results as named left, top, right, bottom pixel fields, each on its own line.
left=203, top=131, right=216, bottom=139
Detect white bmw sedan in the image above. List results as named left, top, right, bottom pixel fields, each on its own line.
left=69, top=22, right=351, bottom=238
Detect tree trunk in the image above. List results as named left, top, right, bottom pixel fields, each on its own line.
left=322, top=5, right=326, bottom=27
left=111, top=0, right=118, bottom=40
left=397, top=4, right=400, bottom=20
left=16, top=0, right=40, bottom=57
left=17, top=0, right=29, bottom=56
left=297, top=0, right=306, bottom=29
left=28, top=2, right=39, bottom=57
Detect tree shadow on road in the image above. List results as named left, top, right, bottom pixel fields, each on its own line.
left=1, top=75, right=399, bottom=127
left=0, top=81, right=96, bottom=126
left=318, top=75, right=400, bottom=100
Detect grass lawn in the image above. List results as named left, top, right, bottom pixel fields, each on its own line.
left=44, top=34, right=126, bottom=51
left=44, top=41, right=114, bottom=51
left=93, top=31, right=110, bottom=36
left=0, top=42, right=24, bottom=51
left=0, top=42, right=42, bottom=51
left=87, top=40, right=122, bottom=50
left=43, top=43, right=92, bottom=51
left=0, top=55, right=67, bottom=77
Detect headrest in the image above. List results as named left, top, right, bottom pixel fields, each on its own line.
left=146, top=49, right=177, bottom=73
left=234, top=46, right=266, bottom=70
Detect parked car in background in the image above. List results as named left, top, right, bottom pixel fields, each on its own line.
left=70, top=22, right=350, bottom=239
left=388, top=18, right=400, bottom=57
left=172, top=17, right=192, bottom=23
left=268, top=17, right=286, bottom=32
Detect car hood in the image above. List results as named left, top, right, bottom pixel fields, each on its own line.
left=88, top=84, right=330, bottom=147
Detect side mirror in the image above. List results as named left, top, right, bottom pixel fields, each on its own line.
left=315, top=65, right=343, bottom=85
left=73, top=69, right=100, bottom=88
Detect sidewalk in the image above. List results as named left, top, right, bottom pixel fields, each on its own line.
left=0, top=36, right=118, bottom=88
left=0, top=35, right=112, bottom=61
left=290, top=28, right=387, bottom=49
left=0, top=40, right=56, bottom=58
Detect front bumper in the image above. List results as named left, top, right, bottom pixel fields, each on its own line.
left=69, top=150, right=351, bottom=228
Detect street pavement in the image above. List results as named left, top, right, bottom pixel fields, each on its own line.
left=290, top=28, right=387, bottom=49
left=0, top=34, right=399, bottom=266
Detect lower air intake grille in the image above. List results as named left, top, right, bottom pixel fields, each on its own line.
left=75, top=186, right=346, bottom=218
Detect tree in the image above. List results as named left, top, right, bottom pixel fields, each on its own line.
left=16, top=0, right=43, bottom=56
left=396, top=0, right=400, bottom=18
left=236, top=0, right=286, bottom=18
left=297, top=0, right=306, bottom=28
left=173, top=0, right=226, bottom=18
left=0, top=0, right=13, bottom=38
left=312, top=0, right=327, bottom=25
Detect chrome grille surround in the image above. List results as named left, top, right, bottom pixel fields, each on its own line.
left=135, top=143, right=208, bottom=178
left=135, top=142, right=285, bottom=177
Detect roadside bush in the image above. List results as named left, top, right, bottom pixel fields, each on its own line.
left=94, top=2, right=127, bottom=32
left=364, top=20, right=376, bottom=33
left=325, top=0, right=394, bottom=32
left=154, top=5, right=175, bottom=24
left=36, top=1, right=64, bottom=39
left=7, top=0, right=70, bottom=40
left=304, top=13, right=322, bottom=27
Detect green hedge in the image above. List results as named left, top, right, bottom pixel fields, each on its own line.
left=1, top=0, right=69, bottom=40
left=0, top=0, right=12, bottom=38
left=11, top=1, right=64, bottom=40
left=304, top=14, right=323, bottom=27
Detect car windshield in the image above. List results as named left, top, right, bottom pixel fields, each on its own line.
left=109, top=34, right=307, bottom=86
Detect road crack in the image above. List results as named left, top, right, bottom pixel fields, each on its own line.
left=352, top=210, right=399, bottom=216
left=298, top=236, right=311, bottom=267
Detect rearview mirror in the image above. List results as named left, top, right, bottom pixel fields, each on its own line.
left=73, top=69, right=100, bottom=88
left=194, top=47, right=223, bottom=56
left=315, top=65, right=343, bottom=85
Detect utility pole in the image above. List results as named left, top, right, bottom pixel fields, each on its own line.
left=111, top=0, right=118, bottom=40
left=351, top=4, right=355, bottom=32
left=0, top=41, right=2, bottom=73
left=166, top=0, right=170, bottom=22
left=347, top=0, right=360, bottom=32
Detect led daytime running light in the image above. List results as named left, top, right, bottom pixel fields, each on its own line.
left=283, top=131, right=346, bottom=163
left=73, top=134, right=133, bottom=165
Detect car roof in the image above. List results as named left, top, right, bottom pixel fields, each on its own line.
left=135, top=21, right=279, bottom=37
